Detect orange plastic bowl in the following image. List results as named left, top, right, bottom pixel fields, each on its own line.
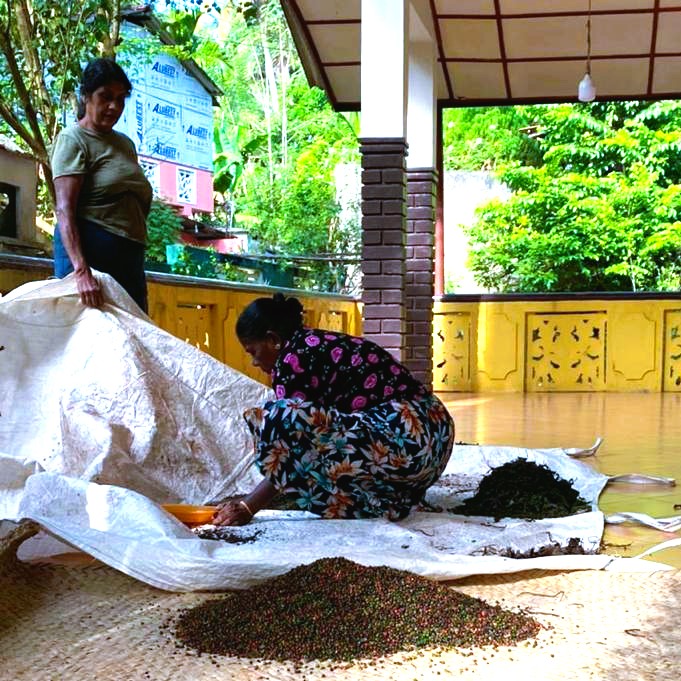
left=162, top=504, right=217, bottom=526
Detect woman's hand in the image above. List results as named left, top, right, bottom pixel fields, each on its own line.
left=55, top=175, right=104, bottom=308
left=75, top=267, right=104, bottom=308
left=212, top=481, right=276, bottom=526
left=212, top=500, right=253, bottom=526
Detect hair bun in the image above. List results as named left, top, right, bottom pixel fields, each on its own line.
left=272, top=293, right=302, bottom=319
left=286, top=297, right=303, bottom=316
left=237, top=294, right=303, bottom=342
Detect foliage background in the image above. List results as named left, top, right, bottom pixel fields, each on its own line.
left=443, top=102, right=681, bottom=292
left=177, top=0, right=362, bottom=293
left=2, top=1, right=679, bottom=294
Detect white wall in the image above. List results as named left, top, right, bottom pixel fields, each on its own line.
left=443, top=170, right=510, bottom=294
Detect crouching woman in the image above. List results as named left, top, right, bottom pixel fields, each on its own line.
left=213, top=294, right=454, bottom=524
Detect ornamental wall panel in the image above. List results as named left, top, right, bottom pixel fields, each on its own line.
left=479, top=312, right=518, bottom=384
left=664, top=310, right=681, bottom=391
left=175, top=303, right=215, bottom=358
left=432, top=312, right=471, bottom=391
left=526, top=312, right=607, bottom=392
left=317, top=309, right=348, bottom=332
left=611, top=312, right=657, bottom=384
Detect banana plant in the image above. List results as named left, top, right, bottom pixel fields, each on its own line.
left=213, top=123, right=266, bottom=228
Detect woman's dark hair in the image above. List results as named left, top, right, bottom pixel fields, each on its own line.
left=76, top=58, right=132, bottom=120
left=236, top=294, right=304, bottom=342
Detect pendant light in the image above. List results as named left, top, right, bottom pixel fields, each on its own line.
left=578, top=0, right=596, bottom=102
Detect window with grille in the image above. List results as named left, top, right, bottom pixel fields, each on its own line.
left=139, top=159, right=160, bottom=195
left=177, top=168, right=197, bottom=204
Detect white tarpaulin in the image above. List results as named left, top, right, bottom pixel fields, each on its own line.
left=0, top=273, right=271, bottom=518
left=0, top=274, right=676, bottom=591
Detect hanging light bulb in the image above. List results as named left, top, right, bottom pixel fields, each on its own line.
left=578, top=73, right=596, bottom=102
left=578, top=0, right=596, bottom=102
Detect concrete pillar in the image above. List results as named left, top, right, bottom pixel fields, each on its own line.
left=360, top=0, right=408, bottom=140
left=359, top=0, right=439, bottom=376
left=404, top=25, right=437, bottom=387
left=434, top=109, right=445, bottom=297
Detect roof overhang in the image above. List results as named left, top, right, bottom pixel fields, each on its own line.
left=281, top=0, right=681, bottom=110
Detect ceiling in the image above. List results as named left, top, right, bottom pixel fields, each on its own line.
left=281, top=0, right=681, bottom=110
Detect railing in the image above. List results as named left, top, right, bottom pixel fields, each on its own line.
left=0, top=254, right=362, bottom=384
left=4, top=254, right=681, bottom=392
left=434, top=293, right=681, bottom=392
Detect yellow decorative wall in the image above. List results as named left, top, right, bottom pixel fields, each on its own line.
left=526, top=312, right=607, bottom=391
left=432, top=312, right=471, bottom=391
left=434, top=297, right=681, bottom=392
left=665, top=310, right=681, bottom=391
left=3, top=257, right=680, bottom=392
left=147, top=279, right=362, bottom=384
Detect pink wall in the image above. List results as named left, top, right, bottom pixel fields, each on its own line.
left=181, top=234, right=240, bottom=254
left=195, top=168, right=213, bottom=213
left=156, top=161, right=213, bottom=216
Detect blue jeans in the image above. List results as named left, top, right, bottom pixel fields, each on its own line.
left=54, top=220, right=148, bottom=313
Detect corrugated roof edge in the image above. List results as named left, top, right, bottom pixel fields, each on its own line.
left=0, top=134, right=36, bottom=161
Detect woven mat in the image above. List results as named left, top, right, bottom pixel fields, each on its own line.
left=1, top=556, right=680, bottom=681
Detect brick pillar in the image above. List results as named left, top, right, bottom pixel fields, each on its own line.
left=359, top=138, right=408, bottom=361
left=405, top=168, right=437, bottom=388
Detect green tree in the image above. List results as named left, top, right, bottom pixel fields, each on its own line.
left=443, top=106, right=544, bottom=171
left=0, top=0, right=128, bottom=201
left=183, top=0, right=361, bottom=291
left=463, top=102, right=681, bottom=292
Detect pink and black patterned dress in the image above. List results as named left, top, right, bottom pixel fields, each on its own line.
left=244, top=328, right=455, bottom=520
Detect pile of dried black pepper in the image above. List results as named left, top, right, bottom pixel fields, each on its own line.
left=192, top=527, right=261, bottom=543
left=173, top=557, right=540, bottom=662
left=455, top=458, right=590, bottom=521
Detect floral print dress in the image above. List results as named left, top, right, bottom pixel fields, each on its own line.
left=245, top=328, right=455, bottom=520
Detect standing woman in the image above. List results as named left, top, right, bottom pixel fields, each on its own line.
left=52, top=58, right=152, bottom=312
left=213, top=294, right=455, bottom=525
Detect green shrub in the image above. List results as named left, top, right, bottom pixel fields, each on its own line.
left=146, top=200, right=183, bottom=263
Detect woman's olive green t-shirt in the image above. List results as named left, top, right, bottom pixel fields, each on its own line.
left=51, top=126, right=153, bottom=244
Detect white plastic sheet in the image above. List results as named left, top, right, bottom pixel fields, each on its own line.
left=0, top=273, right=271, bottom=511
left=8, top=459, right=669, bottom=592
left=0, top=274, right=675, bottom=591
left=606, top=512, right=681, bottom=533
